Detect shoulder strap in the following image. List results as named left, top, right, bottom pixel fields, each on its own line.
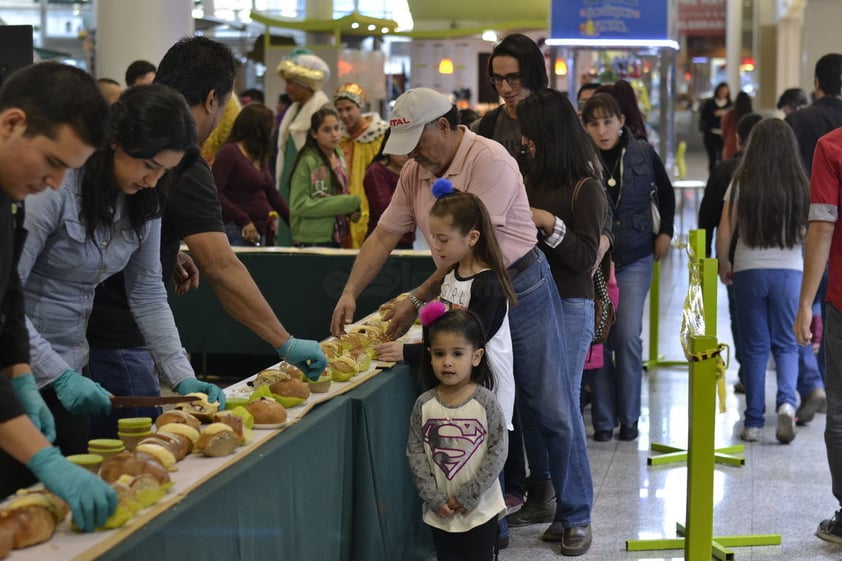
left=571, top=177, right=590, bottom=208
left=477, top=107, right=501, bottom=139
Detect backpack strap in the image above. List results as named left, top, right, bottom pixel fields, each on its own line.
left=477, top=106, right=501, bottom=139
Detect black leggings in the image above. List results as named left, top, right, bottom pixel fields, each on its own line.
left=703, top=132, right=723, bottom=173
left=430, top=514, right=498, bottom=561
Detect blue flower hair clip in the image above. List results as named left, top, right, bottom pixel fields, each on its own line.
left=431, top=178, right=455, bottom=199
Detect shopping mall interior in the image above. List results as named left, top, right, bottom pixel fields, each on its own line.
left=2, top=0, right=842, bottom=559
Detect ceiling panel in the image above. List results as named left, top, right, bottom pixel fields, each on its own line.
left=406, top=0, right=548, bottom=29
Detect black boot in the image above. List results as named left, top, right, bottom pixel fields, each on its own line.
left=506, top=478, right=555, bottom=526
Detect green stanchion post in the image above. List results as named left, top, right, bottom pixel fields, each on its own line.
left=631, top=336, right=781, bottom=557
left=686, top=335, right=718, bottom=560
left=645, top=259, right=662, bottom=369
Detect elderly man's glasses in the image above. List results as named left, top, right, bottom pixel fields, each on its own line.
left=488, top=73, right=523, bottom=87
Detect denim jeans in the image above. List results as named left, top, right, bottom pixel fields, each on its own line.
left=732, top=269, right=800, bottom=428
left=592, top=254, right=653, bottom=430
left=507, top=251, right=591, bottom=527
left=797, top=343, right=825, bottom=398
left=87, top=346, right=162, bottom=438
left=224, top=222, right=262, bottom=247
left=726, top=283, right=744, bottom=383
left=823, top=304, right=842, bottom=505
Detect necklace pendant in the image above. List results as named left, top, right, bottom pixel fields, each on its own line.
left=608, top=177, right=617, bottom=187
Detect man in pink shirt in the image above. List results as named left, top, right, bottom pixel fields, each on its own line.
left=330, top=87, right=593, bottom=555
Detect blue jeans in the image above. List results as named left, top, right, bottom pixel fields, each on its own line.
left=224, top=222, right=262, bottom=247
left=726, top=283, right=744, bottom=383
left=87, top=346, right=162, bottom=438
left=592, top=254, right=654, bottom=430
left=733, top=269, right=800, bottom=428
left=823, top=304, right=842, bottom=505
left=508, top=251, right=591, bottom=527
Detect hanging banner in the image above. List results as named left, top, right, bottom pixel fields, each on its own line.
left=547, top=0, right=677, bottom=48
left=677, top=0, right=726, bottom=36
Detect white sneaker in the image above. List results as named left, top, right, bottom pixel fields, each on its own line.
left=776, top=403, right=796, bottom=444
left=740, top=426, right=761, bottom=442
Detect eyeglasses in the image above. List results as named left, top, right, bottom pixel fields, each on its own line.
left=488, top=73, right=523, bottom=87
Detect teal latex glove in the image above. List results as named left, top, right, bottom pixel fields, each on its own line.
left=27, top=446, right=117, bottom=532
left=51, top=369, right=112, bottom=415
left=10, top=373, right=56, bottom=442
left=278, top=337, right=328, bottom=381
left=176, top=378, right=226, bottom=409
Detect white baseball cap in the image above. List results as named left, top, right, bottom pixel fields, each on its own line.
left=384, top=88, right=453, bottom=155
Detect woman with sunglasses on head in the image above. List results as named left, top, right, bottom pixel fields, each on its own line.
left=17, top=84, right=225, bottom=453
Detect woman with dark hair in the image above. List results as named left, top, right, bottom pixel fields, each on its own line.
left=581, top=93, right=674, bottom=443
left=716, top=118, right=809, bottom=444
left=289, top=107, right=360, bottom=247
left=720, top=91, right=753, bottom=160
left=17, top=84, right=225, bottom=451
left=362, top=129, right=413, bottom=249
left=515, top=88, right=603, bottom=544
left=213, top=103, right=290, bottom=246
left=597, top=80, right=648, bottom=140
left=699, top=82, right=732, bottom=172
left=777, top=87, right=809, bottom=115
left=472, top=33, right=548, bottom=174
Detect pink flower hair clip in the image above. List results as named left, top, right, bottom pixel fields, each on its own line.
left=419, top=301, right=447, bottom=327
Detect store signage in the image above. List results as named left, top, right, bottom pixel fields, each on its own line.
left=677, top=0, right=726, bottom=36
left=547, top=0, right=678, bottom=48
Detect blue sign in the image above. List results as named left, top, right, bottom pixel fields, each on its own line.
left=548, top=0, right=676, bottom=47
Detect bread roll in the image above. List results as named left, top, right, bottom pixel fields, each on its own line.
left=0, top=521, right=12, bottom=559
left=245, top=398, right=287, bottom=425
left=174, top=392, right=218, bottom=423
left=0, top=506, right=55, bottom=549
left=156, top=423, right=199, bottom=445
left=135, top=443, right=177, bottom=470
left=139, top=432, right=191, bottom=461
left=154, top=409, right=200, bottom=430
left=269, top=378, right=311, bottom=400
left=319, top=340, right=342, bottom=359
left=100, top=451, right=172, bottom=485
left=330, top=356, right=358, bottom=382
left=253, top=368, right=289, bottom=389
left=0, top=491, right=68, bottom=550
left=196, top=423, right=239, bottom=457
left=212, top=412, right=245, bottom=443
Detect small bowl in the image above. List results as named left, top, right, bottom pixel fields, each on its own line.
left=118, top=430, right=153, bottom=451
left=87, top=438, right=126, bottom=462
left=66, top=453, right=103, bottom=474
left=117, top=417, right=153, bottom=434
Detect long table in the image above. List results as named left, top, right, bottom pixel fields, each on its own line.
left=10, top=364, right=433, bottom=561
left=167, top=248, right=436, bottom=379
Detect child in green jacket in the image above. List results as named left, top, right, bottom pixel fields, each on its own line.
left=289, top=107, right=360, bottom=246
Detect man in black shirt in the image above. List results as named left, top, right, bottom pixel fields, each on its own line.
left=784, top=53, right=842, bottom=423
left=786, top=53, right=842, bottom=176
left=87, top=37, right=327, bottom=437
left=0, top=62, right=117, bottom=531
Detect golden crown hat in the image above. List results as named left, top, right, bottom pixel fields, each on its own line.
left=334, top=82, right=366, bottom=107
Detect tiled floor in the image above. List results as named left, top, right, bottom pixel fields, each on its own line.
left=498, top=149, right=842, bottom=560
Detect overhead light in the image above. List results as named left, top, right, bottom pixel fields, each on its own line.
left=367, top=24, right=376, bottom=31
left=554, top=59, right=568, bottom=76
left=438, top=57, right=454, bottom=74
left=481, top=30, right=497, bottom=42
left=381, top=27, right=390, bottom=33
